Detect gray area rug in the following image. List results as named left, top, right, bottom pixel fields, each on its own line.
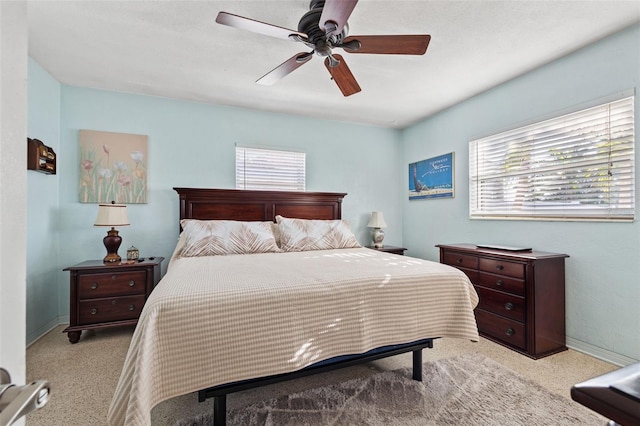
left=175, top=353, right=603, bottom=425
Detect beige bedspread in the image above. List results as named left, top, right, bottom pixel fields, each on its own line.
left=107, top=248, right=479, bottom=425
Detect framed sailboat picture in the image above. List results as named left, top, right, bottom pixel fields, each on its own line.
left=408, top=152, right=454, bottom=200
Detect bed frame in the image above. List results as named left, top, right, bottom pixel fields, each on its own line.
left=174, top=187, right=436, bottom=426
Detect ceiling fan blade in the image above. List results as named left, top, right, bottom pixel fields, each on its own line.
left=319, top=0, right=358, bottom=37
left=256, top=53, right=313, bottom=86
left=341, top=35, right=431, bottom=55
left=216, top=12, right=307, bottom=41
left=324, top=54, right=361, bottom=97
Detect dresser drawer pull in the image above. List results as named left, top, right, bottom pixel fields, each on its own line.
left=128, top=280, right=135, bottom=287
left=505, top=328, right=515, bottom=336
left=128, top=305, right=135, bottom=311
left=456, top=258, right=463, bottom=264
left=496, top=265, right=504, bottom=271
left=504, top=302, right=514, bottom=311
left=111, top=275, right=117, bottom=281
left=90, top=308, right=97, bottom=315
left=91, top=283, right=98, bottom=290
left=496, top=280, right=503, bottom=287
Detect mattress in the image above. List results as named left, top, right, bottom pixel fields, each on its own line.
left=107, top=248, right=479, bottom=425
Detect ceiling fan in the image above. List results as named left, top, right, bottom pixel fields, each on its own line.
left=216, top=0, right=431, bottom=97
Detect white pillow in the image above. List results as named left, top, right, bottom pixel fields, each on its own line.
left=179, top=219, right=281, bottom=257
left=275, top=215, right=361, bottom=252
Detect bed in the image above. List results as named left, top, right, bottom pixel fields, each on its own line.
left=107, top=188, right=479, bottom=426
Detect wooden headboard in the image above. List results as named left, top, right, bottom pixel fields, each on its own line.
left=174, top=188, right=347, bottom=222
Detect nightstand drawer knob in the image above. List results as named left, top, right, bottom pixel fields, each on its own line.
left=128, top=305, right=134, bottom=311
left=90, top=308, right=97, bottom=315
left=496, top=280, right=503, bottom=287
left=505, top=328, right=515, bottom=336
left=496, top=265, right=504, bottom=270
left=128, top=280, right=135, bottom=287
left=504, top=302, right=514, bottom=311
left=456, top=258, right=463, bottom=264
left=111, top=275, right=117, bottom=280
left=91, top=283, right=98, bottom=290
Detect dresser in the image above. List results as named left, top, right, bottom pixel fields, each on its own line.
left=437, top=243, right=568, bottom=359
left=63, top=257, right=163, bottom=343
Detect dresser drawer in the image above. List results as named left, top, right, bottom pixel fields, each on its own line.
left=453, top=266, right=478, bottom=284
left=78, top=295, right=146, bottom=325
left=477, top=271, right=525, bottom=296
left=78, top=271, right=147, bottom=299
left=475, top=286, right=525, bottom=322
left=479, top=258, right=525, bottom=279
left=475, top=309, right=526, bottom=350
left=443, top=252, right=478, bottom=270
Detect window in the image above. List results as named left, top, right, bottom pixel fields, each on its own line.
left=236, top=146, right=306, bottom=191
left=469, top=96, right=635, bottom=221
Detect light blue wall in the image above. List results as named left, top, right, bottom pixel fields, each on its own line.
left=402, top=24, right=640, bottom=364
left=54, top=87, right=403, bottom=320
left=27, top=58, right=61, bottom=344
left=27, top=24, right=640, bottom=364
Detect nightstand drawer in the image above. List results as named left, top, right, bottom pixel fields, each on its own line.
left=479, top=258, right=524, bottom=279
left=78, top=295, right=146, bottom=325
left=443, top=252, right=478, bottom=270
left=475, top=309, right=526, bottom=350
left=78, top=271, right=146, bottom=299
left=476, top=286, right=525, bottom=322
left=477, top=271, right=525, bottom=296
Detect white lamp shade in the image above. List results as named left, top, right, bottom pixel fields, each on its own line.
left=94, top=203, right=130, bottom=227
left=367, top=211, right=387, bottom=228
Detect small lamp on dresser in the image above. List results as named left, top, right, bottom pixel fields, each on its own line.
left=367, top=211, right=387, bottom=248
left=94, top=202, right=129, bottom=263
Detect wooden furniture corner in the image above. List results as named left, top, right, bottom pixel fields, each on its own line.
left=571, top=362, right=640, bottom=426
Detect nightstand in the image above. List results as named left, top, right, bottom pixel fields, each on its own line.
left=368, top=245, right=407, bottom=255
left=63, top=257, right=163, bottom=343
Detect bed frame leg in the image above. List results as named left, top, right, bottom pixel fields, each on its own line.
left=412, top=349, right=422, bottom=381
left=213, top=395, right=226, bottom=426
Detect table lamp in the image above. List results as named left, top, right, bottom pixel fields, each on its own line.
left=94, top=202, right=129, bottom=263
left=367, top=211, right=387, bottom=248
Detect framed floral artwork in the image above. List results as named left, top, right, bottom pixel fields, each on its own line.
left=408, top=152, right=455, bottom=200
left=79, top=130, right=148, bottom=203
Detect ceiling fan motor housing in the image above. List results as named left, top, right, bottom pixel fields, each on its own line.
left=298, top=1, right=348, bottom=49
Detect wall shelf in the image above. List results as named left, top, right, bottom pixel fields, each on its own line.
left=27, top=138, right=56, bottom=174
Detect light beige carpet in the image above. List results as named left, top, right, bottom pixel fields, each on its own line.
left=175, top=353, right=603, bottom=426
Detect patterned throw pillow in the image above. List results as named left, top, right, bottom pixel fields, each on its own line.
left=276, top=215, right=361, bottom=252
left=179, top=220, right=281, bottom=257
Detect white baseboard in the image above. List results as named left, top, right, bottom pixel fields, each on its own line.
left=567, top=336, right=638, bottom=367
left=26, top=317, right=64, bottom=348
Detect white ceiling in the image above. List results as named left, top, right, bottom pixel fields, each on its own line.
left=27, top=1, right=640, bottom=128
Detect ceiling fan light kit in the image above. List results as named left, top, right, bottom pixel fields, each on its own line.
left=216, top=0, right=431, bottom=97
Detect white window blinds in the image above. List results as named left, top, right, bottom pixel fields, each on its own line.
left=236, top=146, right=306, bottom=191
left=469, top=96, right=635, bottom=221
